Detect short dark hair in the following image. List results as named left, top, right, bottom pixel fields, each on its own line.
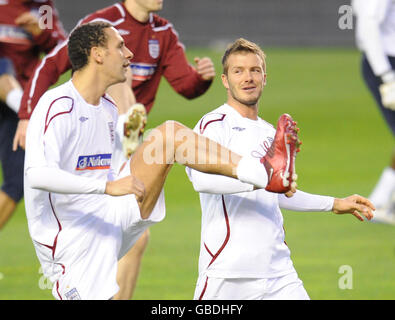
left=68, top=21, right=112, bottom=72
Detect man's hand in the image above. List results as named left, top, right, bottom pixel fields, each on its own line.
left=194, top=57, right=215, bottom=81
left=15, top=12, right=43, bottom=37
left=105, top=175, right=145, bottom=202
left=284, top=180, right=298, bottom=198
left=379, top=70, right=395, bottom=110
left=13, top=119, right=29, bottom=151
left=0, top=74, right=21, bottom=102
left=379, top=81, right=395, bottom=110
left=332, top=194, right=375, bottom=221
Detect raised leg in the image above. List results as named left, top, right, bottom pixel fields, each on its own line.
left=130, top=121, right=240, bottom=219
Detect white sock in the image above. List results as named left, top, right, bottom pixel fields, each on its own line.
left=6, top=88, right=23, bottom=113
left=236, top=156, right=268, bottom=189
left=369, top=167, right=395, bottom=208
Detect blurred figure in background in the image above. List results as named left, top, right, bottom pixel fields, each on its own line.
left=0, top=0, right=66, bottom=230
left=352, top=0, right=395, bottom=225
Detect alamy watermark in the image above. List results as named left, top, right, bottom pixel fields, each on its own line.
left=338, top=5, right=354, bottom=30
left=37, top=5, right=355, bottom=31
left=338, top=265, right=353, bottom=290
left=37, top=5, right=54, bottom=30
left=141, top=122, right=240, bottom=167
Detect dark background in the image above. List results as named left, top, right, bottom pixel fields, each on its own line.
left=52, top=0, right=355, bottom=48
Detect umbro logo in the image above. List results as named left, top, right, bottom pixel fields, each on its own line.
left=79, top=116, right=89, bottom=122
left=232, top=127, right=246, bottom=131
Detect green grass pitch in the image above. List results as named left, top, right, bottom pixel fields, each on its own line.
left=0, top=47, right=394, bottom=299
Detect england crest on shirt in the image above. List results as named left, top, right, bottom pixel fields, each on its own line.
left=148, top=39, right=159, bottom=59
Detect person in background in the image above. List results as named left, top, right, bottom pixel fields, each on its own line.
left=0, top=0, right=66, bottom=230
left=352, top=0, right=395, bottom=225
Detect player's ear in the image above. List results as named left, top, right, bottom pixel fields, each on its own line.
left=91, top=46, right=105, bottom=64
left=221, top=73, right=229, bottom=89
left=263, top=72, right=267, bottom=86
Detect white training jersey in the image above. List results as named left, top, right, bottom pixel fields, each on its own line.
left=186, top=104, right=296, bottom=279
left=352, top=0, right=395, bottom=75
left=24, top=80, right=119, bottom=299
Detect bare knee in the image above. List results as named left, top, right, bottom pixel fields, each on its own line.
left=144, top=120, right=185, bottom=151
left=147, top=120, right=186, bottom=163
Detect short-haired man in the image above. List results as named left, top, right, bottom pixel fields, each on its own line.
left=13, top=0, right=216, bottom=299
left=15, top=0, right=215, bottom=152
left=23, top=23, right=316, bottom=300
left=186, top=38, right=375, bottom=300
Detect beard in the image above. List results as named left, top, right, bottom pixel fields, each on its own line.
left=229, top=85, right=262, bottom=106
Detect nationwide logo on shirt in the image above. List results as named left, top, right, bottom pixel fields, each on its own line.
left=76, top=154, right=112, bottom=171
left=130, top=63, right=157, bottom=81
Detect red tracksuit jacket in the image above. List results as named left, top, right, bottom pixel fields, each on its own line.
left=18, top=2, right=212, bottom=119
left=0, top=0, right=66, bottom=89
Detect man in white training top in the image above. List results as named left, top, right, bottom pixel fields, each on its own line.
left=352, top=0, right=395, bottom=225
left=186, top=38, right=375, bottom=300
left=23, top=22, right=312, bottom=300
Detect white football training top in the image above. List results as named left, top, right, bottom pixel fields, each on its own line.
left=24, top=80, right=120, bottom=299
left=352, top=0, right=395, bottom=76
left=187, top=104, right=334, bottom=279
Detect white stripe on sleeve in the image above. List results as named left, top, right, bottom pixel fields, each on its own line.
left=278, top=190, right=334, bottom=212
left=26, top=166, right=107, bottom=195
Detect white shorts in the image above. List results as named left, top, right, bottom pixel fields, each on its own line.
left=115, top=158, right=166, bottom=260
left=194, top=272, right=310, bottom=300
left=43, top=159, right=165, bottom=300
